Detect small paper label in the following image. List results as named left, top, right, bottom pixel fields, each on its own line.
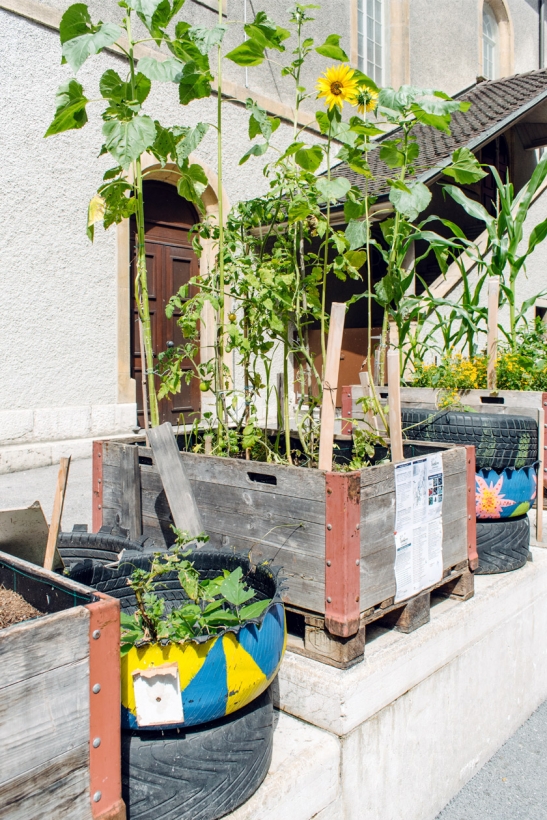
left=132, top=662, right=184, bottom=727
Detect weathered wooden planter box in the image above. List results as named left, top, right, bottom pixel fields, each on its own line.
left=0, top=550, right=124, bottom=820
left=94, top=435, right=475, bottom=668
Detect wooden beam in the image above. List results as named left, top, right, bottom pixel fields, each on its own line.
left=487, top=278, right=500, bottom=391
left=319, top=303, right=346, bottom=472
left=43, top=457, right=70, bottom=571
left=387, top=351, right=404, bottom=463
left=120, top=444, right=142, bottom=540
left=147, top=423, right=204, bottom=539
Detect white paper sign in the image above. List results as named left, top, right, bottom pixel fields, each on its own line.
left=132, top=662, right=184, bottom=727
left=394, top=454, right=444, bottom=603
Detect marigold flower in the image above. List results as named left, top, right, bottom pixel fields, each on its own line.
left=316, top=64, right=359, bottom=111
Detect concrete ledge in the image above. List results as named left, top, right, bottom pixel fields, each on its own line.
left=228, top=712, right=340, bottom=820
left=0, top=433, right=137, bottom=474
left=262, top=548, right=547, bottom=820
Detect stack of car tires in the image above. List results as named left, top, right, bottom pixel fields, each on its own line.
left=401, top=409, right=539, bottom=573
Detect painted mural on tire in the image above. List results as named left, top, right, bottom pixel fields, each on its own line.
left=121, top=601, right=286, bottom=730
left=475, top=464, right=538, bottom=519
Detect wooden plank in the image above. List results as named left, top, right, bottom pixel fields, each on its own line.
left=147, top=423, right=204, bottom=538
left=120, top=443, right=142, bottom=539
left=487, top=277, right=499, bottom=390
left=0, top=606, right=90, bottom=690
left=387, top=351, right=404, bottom=463
left=0, top=745, right=90, bottom=820
left=0, top=658, right=89, bottom=785
left=537, top=407, right=544, bottom=544
left=44, top=456, right=70, bottom=571
left=319, top=302, right=346, bottom=471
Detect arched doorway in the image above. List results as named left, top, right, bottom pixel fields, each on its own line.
left=130, top=180, right=201, bottom=427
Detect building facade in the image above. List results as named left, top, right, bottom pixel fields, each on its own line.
left=0, top=0, right=545, bottom=470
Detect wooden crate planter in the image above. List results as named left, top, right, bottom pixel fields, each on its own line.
left=0, top=551, right=124, bottom=820
left=95, top=436, right=475, bottom=669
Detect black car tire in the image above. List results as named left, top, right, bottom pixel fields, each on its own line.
left=121, top=687, right=274, bottom=820
left=57, top=525, right=156, bottom=568
left=476, top=515, right=530, bottom=574
left=401, top=408, right=538, bottom=471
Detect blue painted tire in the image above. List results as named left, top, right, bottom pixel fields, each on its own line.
left=476, top=464, right=538, bottom=519
left=69, top=552, right=286, bottom=730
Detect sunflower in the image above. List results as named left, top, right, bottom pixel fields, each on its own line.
left=316, top=64, right=359, bottom=111
left=355, top=87, right=379, bottom=116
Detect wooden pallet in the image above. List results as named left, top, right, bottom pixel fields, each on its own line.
left=285, top=561, right=474, bottom=669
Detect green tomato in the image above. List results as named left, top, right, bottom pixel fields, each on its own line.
left=199, top=382, right=210, bottom=392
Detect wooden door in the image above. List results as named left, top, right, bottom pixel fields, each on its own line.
left=131, top=181, right=200, bottom=428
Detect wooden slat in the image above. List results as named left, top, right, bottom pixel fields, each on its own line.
left=0, top=658, right=89, bottom=785
left=147, top=423, right=204, bottom=538
left=318, top=302, right=346, bottom=471
left=44, top=456, right=70, bottom=571
left=0, top=606, right=89, bottom=690
left=387, top=351, right=404, bottom=463
left=0, top=745, right=90, bottom=820
left=120, top=443, right=142, bottom=539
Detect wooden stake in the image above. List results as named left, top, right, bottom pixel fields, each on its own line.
left=487, top=278, right=499, bottom=391
left=43, top=456, right=71, bottom=571
left=138, top=317, right=150, bottom=430
left=318, top=302, right=346, bottom=472
left=387, top=351, right=404, bottom=463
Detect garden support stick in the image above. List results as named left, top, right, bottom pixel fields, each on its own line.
left=487, top=277, right=500, bottom=391
left=319, top=302, right=346, bottom=471
left=44, top=456, right=70, bottom=571
left=387, top=351, right=404, bottom=464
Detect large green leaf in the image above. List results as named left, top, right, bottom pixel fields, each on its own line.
left=44, top=79, right=88, bottom=136
left=189, top=24, right=227, bottom=55
left=99, top=69, right=150, bottom=105
left=411, top=105, right=451, bottom=134
left=137, top=56, right=185, bottom=82
left=102, top=115, right=156, bottom=168
left=379, top=140, right=405, bottom=169
left=244, top=11, right=289, bottom=52
left=239, top=142, right=269, bottom=164
left=178, top=62, right=213, bottom=104
left=443, top=147, right=487, bottom=185
left=59, top=3, right=91, bottom=42
left=177, top=160, right=208, bottom=206
left=443, top=184, right=494, bottom=230
left=225, top=39, right=265, bottom=66
left=345, top=219, right=368, bottom=250
left=295, top=144, right=323, bottom=172
left=62, top=21, right=122, bottom=72
left=526, top=216, right=547, bottom=256
left=175, top=122, right=210, bottom=162
left=389, top=180, right=432, bottom=221
left=219, top=567, right=255, bottom=606
left=126, top=0, right=164, bottom=25
left=315, top=34, right=348, bottom=61
left=316, top=176, right=351, bottom=202
left=170, top=22, right=210, bottom=71
left=238, top=599, right=271, bottom=621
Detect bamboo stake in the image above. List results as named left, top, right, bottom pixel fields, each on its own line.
left=44, top=457, right=71, bottom=571
left=487, top=278, right=500, bottom=391
left=138, top=317, right=150, bottom=430
left=387, top=351, right=404, bottom=463
left=318, top=303, right=346, bottom=471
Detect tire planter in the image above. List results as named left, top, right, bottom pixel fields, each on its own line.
left=476, top=465, right=538, bottom=519
left=476, top=516, right=530, bottom=574
left=121, top=687, right=274, bottom=820
left=401, top=408, right=538, bottom=471
left=57, top=525, right=153, bottom=568
left=69, top=551, right=286, bottom=729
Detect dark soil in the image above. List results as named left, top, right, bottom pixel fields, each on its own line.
left=0, top=586, right=43, bottom=629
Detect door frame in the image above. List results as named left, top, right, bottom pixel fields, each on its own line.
left=115, top=152, right=230, bottom=419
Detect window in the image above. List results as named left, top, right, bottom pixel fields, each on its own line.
left=358, top=0, right=384, bottom=85
left=483, top=3, right=498, bottom=80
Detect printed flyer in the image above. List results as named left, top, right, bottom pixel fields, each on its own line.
left=393, top=453, right=444, bottom=603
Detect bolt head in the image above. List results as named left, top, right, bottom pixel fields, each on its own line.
left=93, top=737, right=101, bottom=748
left=326, top=596, right=332, bottom=604
left=327, top=524, right=332, bottom=531
left=356, top=559, right=360, bottom=566
left=326, top=560, right=332, bottom=567
left=93, top=792, right=102, bottom=803
left=92, top=629, right=101, bottom=640
left=92, top=683, right=101, bottom=694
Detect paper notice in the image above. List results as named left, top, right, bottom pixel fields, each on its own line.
left=394, top=454, right=444, bottom=603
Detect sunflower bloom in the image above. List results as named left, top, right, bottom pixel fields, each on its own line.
left=316, top=65, right=359, bottom=110
left=356, top=87, right=379, bottom=116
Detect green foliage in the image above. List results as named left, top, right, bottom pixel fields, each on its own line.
left=44, top=79, right=88, bottom=136
left=315, top=33, right=348, bottom=61
left=120, top=530, right=272, bottom=651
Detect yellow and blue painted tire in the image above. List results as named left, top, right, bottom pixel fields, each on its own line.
left=121, top=601, right=286, bottom=730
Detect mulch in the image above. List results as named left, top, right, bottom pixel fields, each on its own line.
left=0, top=586, right=43, bottom=629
